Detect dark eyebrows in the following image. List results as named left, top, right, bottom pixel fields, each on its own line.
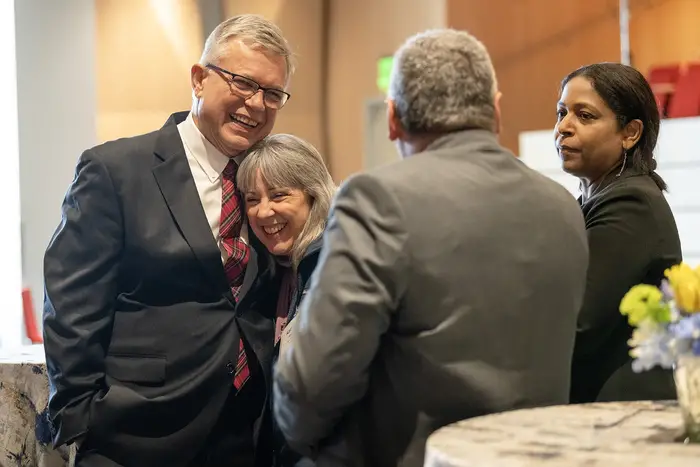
left=558, top=101, right=599, bottom=112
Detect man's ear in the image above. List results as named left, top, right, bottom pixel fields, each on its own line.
left=387, top=99, right=404, bottom=142
left=493, top=91, right=503, bottom=135
left=191, top=63, right=206, bottom=98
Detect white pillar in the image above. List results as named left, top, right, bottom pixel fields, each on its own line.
left=15, top=0, right=97, bottom=339
left=620, top=0, right=631, bottom=66
left=0, top=0, right=25, bottom=349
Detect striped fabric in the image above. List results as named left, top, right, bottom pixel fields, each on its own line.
left=220, top=160, right=251, bottom=390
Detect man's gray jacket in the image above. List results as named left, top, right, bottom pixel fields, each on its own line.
left=273, top=129, right=589, bottom=466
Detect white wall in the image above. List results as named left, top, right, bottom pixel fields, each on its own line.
left=15, top=0, right=97, bottom=329
left=519, top=117, right=700, bottom=266
left=0, top=1, right=24, bottom=349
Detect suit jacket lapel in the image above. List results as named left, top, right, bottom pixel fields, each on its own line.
left=151, top=112, right=233, bottom=302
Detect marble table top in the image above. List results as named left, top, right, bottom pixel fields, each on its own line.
left=424, top=400, right=700, bottom=466
left=0, top=344, right=74, bottom=466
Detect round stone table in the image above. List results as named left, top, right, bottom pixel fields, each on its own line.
left=0, top=345, right=75, bottom=467
left=425, top=401, right=700, bottom=466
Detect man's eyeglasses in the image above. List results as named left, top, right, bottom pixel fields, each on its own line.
left=205, top=64, right=290, bottom=110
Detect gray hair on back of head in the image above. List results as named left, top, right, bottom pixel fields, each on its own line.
left=200, top=14, right=295, bottom=80
left=237, top=134, right=336, bottom=268
left=389, top=28, right=498, bottom=134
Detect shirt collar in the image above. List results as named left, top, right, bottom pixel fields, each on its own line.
left=179, top=113, right=245, bottom=182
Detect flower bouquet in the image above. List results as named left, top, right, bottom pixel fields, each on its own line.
left=620, top=262, right=700, bottom=442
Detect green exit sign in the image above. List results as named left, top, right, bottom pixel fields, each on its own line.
left=377, top=56, right=393, bottom=93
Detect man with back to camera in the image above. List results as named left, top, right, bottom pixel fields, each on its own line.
left=273, top=28, right=590, bottom=466
left=42, top=14, right=293, bottom=467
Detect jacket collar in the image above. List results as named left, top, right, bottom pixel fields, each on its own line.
left=303, top=236, right=324, bottom=258
left=424, top=128, right=500, bottom=153
left=580, top=164, right=646, bottom=205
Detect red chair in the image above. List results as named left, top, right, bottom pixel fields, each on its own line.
left=666, top=64, right=700, bottom=118
left=22, top=287, right=43, bottom=344
left=647, top=64, right=681, bottom=117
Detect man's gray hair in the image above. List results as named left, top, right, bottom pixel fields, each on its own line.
left=201, top=14, right=295, bottom=80
left=389, top=28, right=498, bottom=134
left=237, top=134, right=336, bottom=268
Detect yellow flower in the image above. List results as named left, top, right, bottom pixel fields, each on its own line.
left=664, top=263, right=700, bottom=313
left=620, top=284, right=670, bottom=325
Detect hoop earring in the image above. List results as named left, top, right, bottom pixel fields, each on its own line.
left=616, top=150, right=628, bottom=178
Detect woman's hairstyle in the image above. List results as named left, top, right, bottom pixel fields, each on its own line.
left=236, top=134, right=336, bottom=268
left=560, top=62, right=667, bottom=191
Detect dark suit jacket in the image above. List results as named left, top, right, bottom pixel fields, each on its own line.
left=269, top=238, right=322, bottom=467
left=43, top=112, right=277, bottom=466
left=570, top=167, right=682, bottom=403
left=273, top=129, right=589, bottom=467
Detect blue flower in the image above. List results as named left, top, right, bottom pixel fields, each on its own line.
left=669, top=314, right=700, bottom=340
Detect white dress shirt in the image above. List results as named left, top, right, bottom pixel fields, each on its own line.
left=177, top=113, right=249, bottom=264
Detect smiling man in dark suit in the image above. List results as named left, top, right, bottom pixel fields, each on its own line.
left=42, top=14, right=293, bottom=467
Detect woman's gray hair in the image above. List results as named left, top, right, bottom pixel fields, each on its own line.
left=237, top=134, right=336, bottom=268
left=389, top=28, right=498, bottom=134
left=201, top=14, right=295, bottom=80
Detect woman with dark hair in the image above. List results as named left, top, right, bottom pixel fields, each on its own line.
left=554, top=62, right=682, bottom=403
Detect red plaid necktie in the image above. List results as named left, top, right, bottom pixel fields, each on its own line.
left=220, top=160, right=251, bottom=390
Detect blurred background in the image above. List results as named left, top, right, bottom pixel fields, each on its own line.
left=3, top=0, right=700, bottom=347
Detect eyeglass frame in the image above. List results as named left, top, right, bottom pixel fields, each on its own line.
left=204, top=63, right=291, bottom=109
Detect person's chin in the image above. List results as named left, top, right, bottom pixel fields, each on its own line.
left=272, top=245, right=292, bottom=257
left=221, top=135, right=253, bottom=155
left=561, top=161, right=583, bottom=177
left=262, top=239, right=290, bottom=257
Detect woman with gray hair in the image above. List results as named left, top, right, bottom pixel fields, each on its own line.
left=236, top=133, right=335, bottom=466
